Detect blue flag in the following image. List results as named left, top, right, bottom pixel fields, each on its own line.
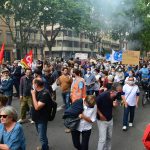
left=112, top=50, right=122, bottom=62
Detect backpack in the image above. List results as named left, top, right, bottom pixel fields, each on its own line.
left=48, top=99, right=57, bottom=121
left=142, top=124, right=150, bottom=150
left=43, top=89, right=57, bottom=121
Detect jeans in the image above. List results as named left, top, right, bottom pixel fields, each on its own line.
left=71, top=130, right=91, bottom=150
left=13, top=78, right=20, bottom=97
left=97, top=119, right=113, bottom=150
left=6, top=96, right=12, bottom=105
left=123, top=106, right=135, bottom=126
left=35, top=121, right=49, bottom=150
left=62, top=92, right=70, bottom=109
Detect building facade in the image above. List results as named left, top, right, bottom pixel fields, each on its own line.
left=44, top=29, right=120, bottom=59
left=0, top=17, right=14, bottom=62
left=0, top=18, right=120, bottom=62
left=0, top=17, right=45, bottom=62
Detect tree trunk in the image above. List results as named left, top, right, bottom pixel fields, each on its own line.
left=47, top=43, right=52, bottom=58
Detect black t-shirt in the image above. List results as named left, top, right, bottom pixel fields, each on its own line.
left=31, top=89, right=51, bottom=122
left=96, top=91, right=113, bottom=121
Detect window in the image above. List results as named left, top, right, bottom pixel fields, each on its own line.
left=68, top=41, right=72, bottom=47
left=85, top=44, right=88, bottom=48
left=74, top=41, right=79, bottom=47
left=57, top=41, right=62, bottom=47
left=63, top=30, right=68, bottom=36
left=68, top=31, right=72, bottom=37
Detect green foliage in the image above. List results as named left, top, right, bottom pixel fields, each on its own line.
left=110, top=0, right=150, bottom=51
left=0, top=0, right=92, bottom=56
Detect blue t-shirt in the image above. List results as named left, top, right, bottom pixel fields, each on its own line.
left=140, top=68, right=149, bottom=79
left=0, top=123, right=26, bottom=150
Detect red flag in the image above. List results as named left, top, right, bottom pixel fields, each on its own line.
left=0, top=43, right=5, bottom=64
left=21, top=50, right=33, bottom=68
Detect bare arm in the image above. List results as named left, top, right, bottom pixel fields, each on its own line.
left=31, top=90, right=45, bottom=110
left=121, top=95, right=128, bottom=107
left=136, top=96, right=139, bottom=108
left=97, top=108, right=107, bottom=121
left=79, top=114, right=93, bottom=123
left=0, top=144, right=10, bottom=150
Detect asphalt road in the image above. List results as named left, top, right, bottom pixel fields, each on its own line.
left=11, top=89, right=149, bottom=150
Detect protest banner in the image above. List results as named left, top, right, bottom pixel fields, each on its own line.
left=75, top=53, right=88, bottom=60
left=122, top=50, right=140, bottom=65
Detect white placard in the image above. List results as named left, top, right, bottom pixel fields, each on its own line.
left=75, top=53, right=88, bottom=60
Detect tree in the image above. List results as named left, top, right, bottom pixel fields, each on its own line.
left=133, top=0, right=150, bottom=52
left=0, top=0, right=39, bottom=58
left=35, top=0, right=91, bottom=56
left=109, top=0, right=150, bottom=52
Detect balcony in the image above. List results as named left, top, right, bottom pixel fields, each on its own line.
left=55, top=36, right=91, bottom=43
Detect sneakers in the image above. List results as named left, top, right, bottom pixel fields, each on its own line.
left=129, top=123, right=133, bottom=127
left=28, top=118, right=35, bottom=124
left=122, top=126, right=127, bottom=131
left=36, top=146, right=42, bottom=150
left=65, top=128, right=71, bottom=133
left=17, top=119, right=26, bottom=124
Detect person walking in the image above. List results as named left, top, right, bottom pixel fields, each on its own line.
left=57, top=67, right=72, bottom=109
left=31, top=78, right=51, bottom=150
left=0, top=69, right=13, bottom=105
left=84, top=67, right=96, bottom=95
left=18, top=68, right=34, bottom=124
left=71, top=95, right=97, bottom=150
left=11, top=60, right=22, bottom=97
left=121, top=77, right=140, bottom=131
left=96, top=84, right=119, bottom=150
left=70, top=69, right=86, bottom=104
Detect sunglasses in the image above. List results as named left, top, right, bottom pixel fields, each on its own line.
left=0, top=115, right=8, bottom=118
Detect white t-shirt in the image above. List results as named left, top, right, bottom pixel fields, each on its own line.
left=122, top=84, right=140, bottom=106
left=77, top=104, right=97, bottom=132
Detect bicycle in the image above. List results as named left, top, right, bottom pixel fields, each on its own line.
left=141, top=80, right=150, bottom=107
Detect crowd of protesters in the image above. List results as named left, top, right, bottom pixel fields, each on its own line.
left=0, top=56, right=150, bottom=150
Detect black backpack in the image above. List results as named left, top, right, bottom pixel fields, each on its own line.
left=48, top=99, right=57, bottom=121
left=46, top=90, right=57, bottom=121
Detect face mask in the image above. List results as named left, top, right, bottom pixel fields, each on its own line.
left=118, top=69, right=122, bottom=72
left=93, top=71, right=96, bottom=75
left=143, top=66, right=145, bottom=68
left=111, top=72, right=115, bottom=76
left=87, top=71, right=91, bottom=74
left=74, top=66, right=78, bottom=69
left=129, top=74, right=133, bottom=77
left=128, top=81, right=135, bottom=85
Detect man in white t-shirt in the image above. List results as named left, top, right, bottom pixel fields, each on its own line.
left=121, top=77, right=140, bottom=131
